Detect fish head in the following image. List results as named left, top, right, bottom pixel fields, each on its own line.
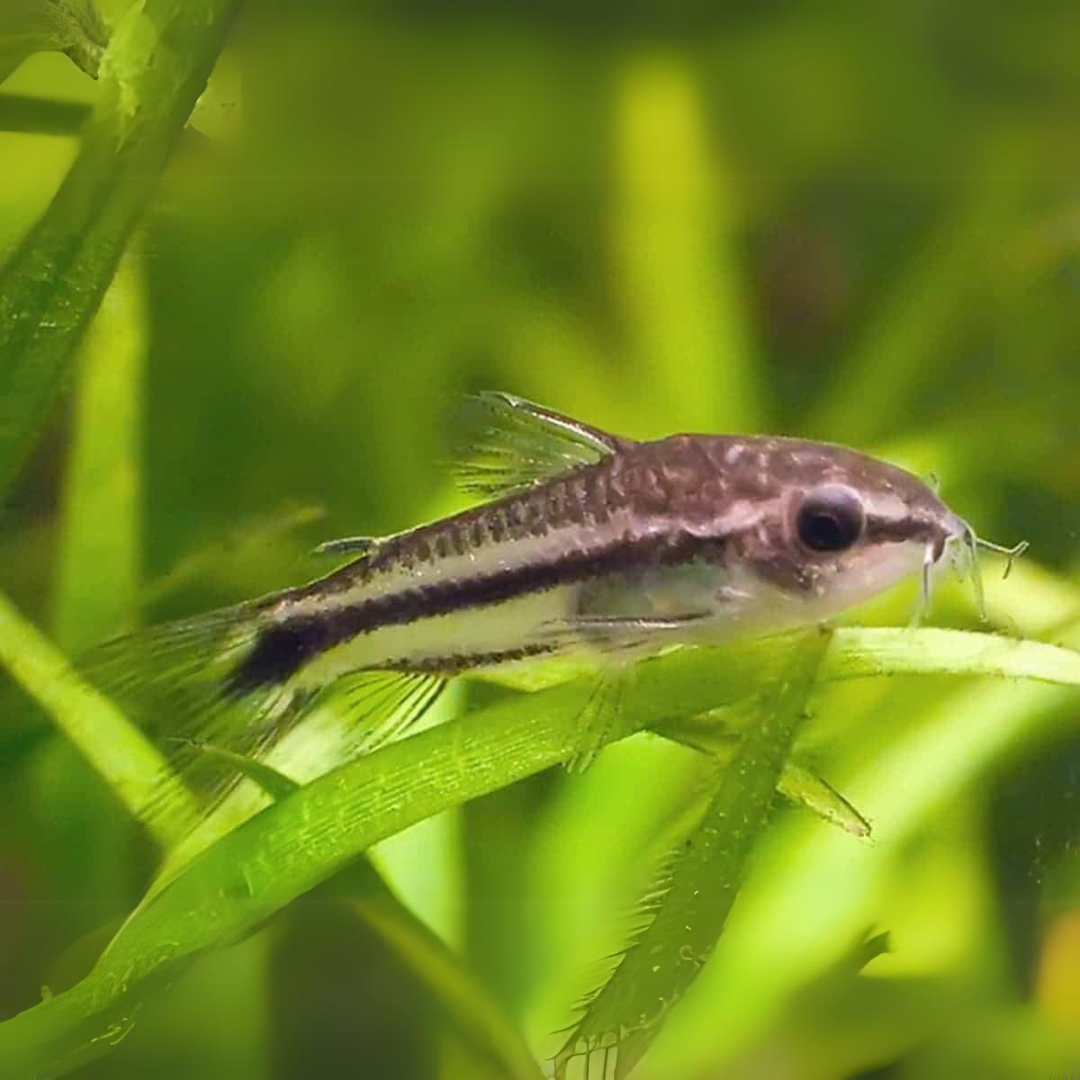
left=706, top=437, right=968, bottom=624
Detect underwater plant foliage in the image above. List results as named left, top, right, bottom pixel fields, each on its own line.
left=0, top=2, right=1078, bottom=1077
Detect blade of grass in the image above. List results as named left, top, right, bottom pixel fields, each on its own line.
left=641, top=620, right=1080, bottom=1075
left=613, top=54, right=761, bottom=433
left=553, top=634, right=828, bottom=1079
left=775, top=762, right=871, bottom=838
left=656, top=717, right=872, bottom=837
left=0, top=589, right=197, bottom=848
left=0, top=635, right=818, bottom=1077
left=823, top=626, right=1080, bottom=685
left=520, top=621, right=1080, bottom=1031
left=0, top=0, right=243, bottom=497
left=0, top=627, right=1076, bottom=1076
left=0, top=92, right=90, bottom=136
left=208, top=743, right=542, bottom=1080
left=337, top=862, right=544, bottom=1080
left=52, top=254, right=144, bottom=652
left=30, top=251, right=148, bottom=932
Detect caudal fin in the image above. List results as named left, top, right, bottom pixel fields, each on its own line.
left=79, top=600, right=302, bottom=830
left=80, top=597, right=447, bottom=847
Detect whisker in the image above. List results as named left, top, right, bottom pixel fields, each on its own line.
left=963, top=526, right=987, bottom=622
left=909, top=543, right=936, bottom=628
left=958, top=527, right=1029, bottom=622
left=974, top=536, right=1029, bottom=580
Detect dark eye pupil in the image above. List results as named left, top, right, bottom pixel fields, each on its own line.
left=796, top=489, right=864, bottom=552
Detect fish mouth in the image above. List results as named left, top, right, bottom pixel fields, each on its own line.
left=921, top=511, right=969, bottom=568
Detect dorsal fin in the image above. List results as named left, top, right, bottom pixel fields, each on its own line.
left=449, top=391, right=628, bottom=500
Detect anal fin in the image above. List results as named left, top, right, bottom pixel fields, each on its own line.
left=317, top=669, right=448, bottom=755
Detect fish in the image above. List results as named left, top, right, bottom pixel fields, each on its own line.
left=83, top=392, right=1026, bottom=824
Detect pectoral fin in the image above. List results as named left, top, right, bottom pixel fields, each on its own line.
left=567, top=611, right=714, bottom=632
left=311, top=535, right=381, bottom=558
left=566, top=667, right=633, bottom=773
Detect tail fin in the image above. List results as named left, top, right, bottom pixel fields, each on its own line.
left=79, top=597, right=447, bottom=847
left=79, top=599, right=302, bottom=832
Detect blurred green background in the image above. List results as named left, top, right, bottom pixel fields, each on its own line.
left=1, top=2, right=1078, bottom=1077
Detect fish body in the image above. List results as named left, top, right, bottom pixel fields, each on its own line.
left=234, top=425, right=962, bottom=694
left=85, top=393, right=975, bottom=814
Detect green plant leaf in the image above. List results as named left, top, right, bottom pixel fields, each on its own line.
left=52, top=255, right=144, bottom=652
left=776, top=762, right=871, bottom=838
left=613, top=55, right=761, bottom=432
left=659, top=712, right=871, bottom=837
left=27, top=247, right=149, bottom=937
left=336, top=862, right=544, bottom=1080
left=0, top=635, right=817, bottom=1077
left=553, top=633, right=828, bottom=1078
left=0, top=589, right=198, bottom=849
left=202, top=744, right=542, bottom=1079
left=640, top=621, right=1080, bottom=1075
left=0, top=90, right=89, bottom=135
left=0, top=0, right=108, bottom=83
left=823, top=626, right=1080, bottom=685
left=0, top=0, right=243, bottom=498
left=0, top=626, right=1077, bottom=1076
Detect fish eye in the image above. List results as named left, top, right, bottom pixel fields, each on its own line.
left=795, top=486, right=865, bottom=553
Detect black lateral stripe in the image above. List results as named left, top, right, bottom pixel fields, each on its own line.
left=230, top=529, right=720, bottom=690
left=384, top=642, right=557, bottom=675
left=335, top=529, right=717, bottom=635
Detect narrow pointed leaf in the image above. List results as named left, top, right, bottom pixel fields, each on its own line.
left=205, top=749, right=542, bottom=1079
left=553, top=634, right=828, bottom=1078
left=777, top=762, right=871, bottom=838
left=0, top=590, right=197, bottom=847
left=0, top=0, right=243, bottom=497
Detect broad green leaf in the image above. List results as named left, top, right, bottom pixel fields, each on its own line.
left=0, top=0, right=244, bottom=498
